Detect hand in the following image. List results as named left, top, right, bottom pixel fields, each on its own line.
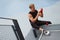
left=37, top=13, right=41, bottom=16
left=38, top=8, right=43, bottom=17
left=38, top=8, right=43, bottom=13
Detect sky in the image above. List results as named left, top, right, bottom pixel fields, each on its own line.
left=0, top=0, right=60, bottom=38
left=0, top=0, right=60, bottom=16
left=18, top=0, right=60, bottom=14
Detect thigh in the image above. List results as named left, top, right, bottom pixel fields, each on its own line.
left=36, top=20, right=51, bottom=26
left=40, top=20, right=52, bottom=24
left=31, top=22, right=40, bottom=30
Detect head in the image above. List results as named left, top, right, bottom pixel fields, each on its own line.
left=29, top=4, right=35, bottom=11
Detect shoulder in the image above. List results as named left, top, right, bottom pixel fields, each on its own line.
left=28, top=13, right=32, bottom=17
left=29, top=11, right=32, bottom=14
left=28, top=11, right=32, bottom=15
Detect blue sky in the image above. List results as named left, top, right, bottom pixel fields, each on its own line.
left=0, top=0, right=60, bottom=17
left=18, top=0, right=60, bottom=14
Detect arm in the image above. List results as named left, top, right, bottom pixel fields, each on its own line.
left=38, top=12, right=43, bottom=17
left=28, top=14, right=39, bottom=22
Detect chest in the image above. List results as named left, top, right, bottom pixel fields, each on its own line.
left=31, top=11, right=38, bottom=18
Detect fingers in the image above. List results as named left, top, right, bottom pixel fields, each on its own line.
left=38, top=8, right=43, bottom=13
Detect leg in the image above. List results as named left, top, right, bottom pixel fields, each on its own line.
left=30, top=22, right=41, bottom=38
left=33, top=29, right=37, bottom=38
left=36, top=21, right=51, bottom=35
left=30, top=22, right=47, bottom=37
left=36, top=20, right=52, bottom=26
left=40, top=20, right=52, bottom=24
left=39, top=27, right=44, bottom=32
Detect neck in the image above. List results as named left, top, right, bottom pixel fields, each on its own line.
left=31, top=10, right=35, bottom=12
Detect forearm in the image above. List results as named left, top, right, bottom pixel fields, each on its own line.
left=28, top=14, right=39, bottom=22
left=33, top=14, right=38, bottom=21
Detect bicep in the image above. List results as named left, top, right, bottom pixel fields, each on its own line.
left=28, top=14, right=33, bottom=20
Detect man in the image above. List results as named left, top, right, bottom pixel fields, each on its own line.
left=28, top=4, right=51, bottom=35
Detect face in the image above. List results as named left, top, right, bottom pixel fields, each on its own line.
left=30, top=5, right=35, bottom=11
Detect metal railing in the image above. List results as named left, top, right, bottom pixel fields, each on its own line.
left=0, top=17, right=25, bottom=40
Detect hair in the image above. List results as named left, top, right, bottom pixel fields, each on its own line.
left=29, top=4, right=34, bottom=9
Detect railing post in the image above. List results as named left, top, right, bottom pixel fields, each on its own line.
left=12, top=19, right=25, bottom=40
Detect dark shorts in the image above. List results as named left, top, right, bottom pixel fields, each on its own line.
left=30, top=20, right=51, bottom=30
